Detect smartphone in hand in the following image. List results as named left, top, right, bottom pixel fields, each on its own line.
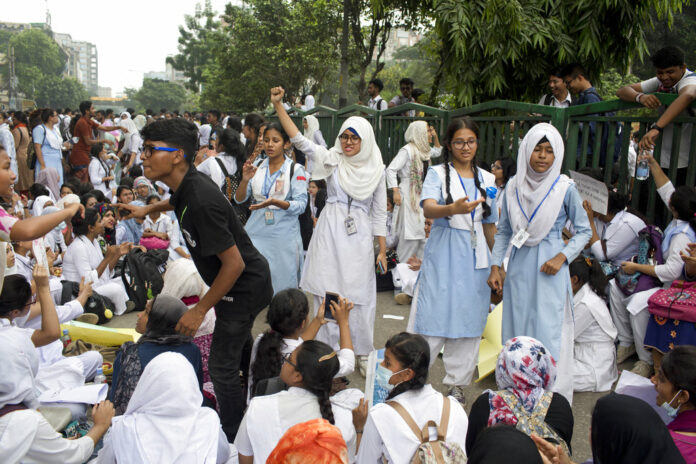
left=324, top=292, right=339, bottom=320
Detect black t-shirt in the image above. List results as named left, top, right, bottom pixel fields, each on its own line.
left=169, top=168, right=272, bottom=317
left=465, top=391, right=574, bottom=455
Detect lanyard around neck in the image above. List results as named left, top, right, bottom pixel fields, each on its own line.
left=451, top=164, right=477, bottom=224
left=515, top=175, right=560, bottom=226
left=263, top=164, right=283, bottom=199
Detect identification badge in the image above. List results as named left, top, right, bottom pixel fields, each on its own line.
left=511, top=228, right=530, bottom=249
left=470, top=230, right=477, bottom=249
left=345, top=216, right=357, bottom=235
left=264, top=210, right=275, bottom=225
left=274, top=179, right=284, bottom=194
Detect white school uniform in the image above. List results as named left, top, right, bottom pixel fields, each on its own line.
left=391, top=262, right=419, bottom=297
left=88, top=158, right=113, bottom=199
left=357, top=385, right=469, bottom=464
left=143, top=213, right=173, bottom=238
left=62, top=236, right=128, bottom=315
left=609, top=182, right=694, bottom=364
left=386, top=145, right=442, bottom=261
left=197, top=153, right=238, bottom=189
left=589, top=209, right=645, bottom=265
left=573, top=284, right=617, bottom=392
left=235, top=387, right=357, bottom=463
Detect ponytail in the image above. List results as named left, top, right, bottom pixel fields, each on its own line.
left=250, top=329, right=285, bottom=398
left=295, top=340, right=339, bottom=424
left=569, top=255, right=608, bottom=297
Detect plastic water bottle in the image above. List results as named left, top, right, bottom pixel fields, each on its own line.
left=485, top=186, right=498, bottom=208
left=60, top=329, right=72, bottom=349
left=94, top=368, right=106, bottom=385
left=636, top=150, right=651, bottom=181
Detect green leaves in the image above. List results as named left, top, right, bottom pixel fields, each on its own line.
left=133, top=79, right=188, bottom=112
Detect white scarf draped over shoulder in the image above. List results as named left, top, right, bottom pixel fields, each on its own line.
left=310, top=116, right=384, bottom=201
left=107, top=352, right=221, bottom=464
left=505, top=123, right=572, bottom=247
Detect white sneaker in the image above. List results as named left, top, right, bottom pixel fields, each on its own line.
left=357, top=356, right=368, bottom=378
left=630, top=360, right=653, bottom=378
left=616, top=344, right=636, bottom=364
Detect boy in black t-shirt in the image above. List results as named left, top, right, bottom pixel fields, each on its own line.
left=120, top=118, right=272, bottom=441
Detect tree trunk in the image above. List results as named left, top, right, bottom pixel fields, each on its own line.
left=338, top=0, right=350, bottom=108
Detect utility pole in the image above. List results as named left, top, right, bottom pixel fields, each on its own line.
left=8, top=46, right=18, bottom=110
left=338, top=0, right=350, bottom=108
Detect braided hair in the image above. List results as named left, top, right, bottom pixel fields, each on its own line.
left=385, top=332, right=430, bottom=400
left=442, top=117, right=491, bottom=218
left=250, top=289, right=309, bottom=398
left=295, top=340, right=339, bottom=424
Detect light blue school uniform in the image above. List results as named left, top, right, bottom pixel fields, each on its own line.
left=239, top=157, right=307, bottom=295
left=32, top=124, right=64, bottom=185
left=412, top=165, right=498, bottom=339
left=491, top=185, right=591, bottom=359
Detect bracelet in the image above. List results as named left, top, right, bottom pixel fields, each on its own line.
left=635, top=93, right=644, bottom=103
left=356, top=430, right=363, bottom=434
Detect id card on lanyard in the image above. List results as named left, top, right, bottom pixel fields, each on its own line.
left=262, top=166, right=283, bottom=225
left=345, top=197, right=357, bottom=235
left=453, top=165, right=478, bottom=249
left=512, top=175, right=560, bottom=248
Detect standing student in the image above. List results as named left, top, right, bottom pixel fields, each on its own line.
left=88, top=143, right=115, bottom=200
left=120, top=118, right=272, bottom=441
left=386, top=121, right=441, bottom=261
left=0, top=112, right=17, bottom=177
left=270, top=86, right=387, bottom=375
left=569, top=256, right=618, bottom=392
left=366, top=79, right=388, bottom=111
left=488, top=123, right=592, bottom=402
left=11, top=111, right=33, bottom=193
left=302, top=116, right=327, bottom=174
left=406, top=117, right=497, bottom=402
left=235, top=122, right=307, bottom=294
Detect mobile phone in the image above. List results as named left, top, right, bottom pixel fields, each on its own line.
left=324, top=292, right=340, bottom=320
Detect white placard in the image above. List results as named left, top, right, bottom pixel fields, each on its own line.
left=569, top=170, right=608, bottom=215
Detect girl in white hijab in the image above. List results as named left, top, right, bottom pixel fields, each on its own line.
left=488, top=123, right=592, bottom=403
left=271, top=86, right=386, bottom=374
left=0, top=327, right=115, bottom=464
left=386, top=120, right=441, bottom=261
left=93, top=351, right=231, bottom=464
left=119, top=112, right=143, bottom=163
left=302, top=115, right=327, bottom=174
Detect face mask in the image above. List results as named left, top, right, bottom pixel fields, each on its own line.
left=375, top=364, right=407, bottom=393
left=661, top=389, right=683, bottom=418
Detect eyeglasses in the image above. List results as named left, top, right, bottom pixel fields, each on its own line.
left=22, top=294, right=37, bottom=308
left=339, top=134, right=361, bottom=144
left=452, top=139, right=477, bottom=150
left=491, top=163, right=501, bottom=170
left=282, top=352, right=297, bottom=370
left=142, top=145, right=179, bottom=159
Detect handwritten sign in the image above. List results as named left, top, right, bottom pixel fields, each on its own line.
left=569, top=170, right=608, bottom=215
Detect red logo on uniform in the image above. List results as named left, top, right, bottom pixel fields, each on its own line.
left=297, top=176, right=307, bottom=181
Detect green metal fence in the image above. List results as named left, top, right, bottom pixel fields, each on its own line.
left=271, top=95, right=696, bottom=223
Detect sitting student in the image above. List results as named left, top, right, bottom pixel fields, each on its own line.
left=611, top=153, right=696, bottom=377
left=11, top=239, right=33, bottom=282
left=392, top=218, right=432, bottom=305
left=466, top=336, right=573, bottom=456
left=468, top=425, right=544, bottom=464
left=110, top=295, right=203, bottom=415
left=249, top=288, right=355, bottom=400
left=115, top=187, right=144, bottom=245
left=533, top=393, right=685, bottom=464
left=96, top=202, right=118, bottom=248
left=41, top=206, right=68, bottom=256
left=0, top=327, right=115, bottom=464
left=354, top=332, right=469, bottom=464
left=569, top=256, right=618, bottom=392
left=94, top=352, right=231, bottom=464
left=141, top=194, right=172, bottom=248
left=31, top=194, right=55, bottom=217
left=267, top=418, right=348, bottom=464
left=583, top=188, right=646, bottom=269
left=652, top=346, right=696, bottom=462
left=81, top=192, right=98, bottom=209
left=235, top=340, right=356, bottom=464
left=62, top=208, right=132, bottom=315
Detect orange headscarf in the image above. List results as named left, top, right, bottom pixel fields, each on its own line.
left=266, top=418, right=349, bottom=464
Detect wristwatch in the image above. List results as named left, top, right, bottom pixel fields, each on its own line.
left=649, top=123, right=663, bottom=133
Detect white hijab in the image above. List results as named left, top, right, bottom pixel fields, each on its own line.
left=31, top=195, right=54, bottom=217
left=56, top=193, right=80, bottom=209
left=120, top=112, right=141, bottom=152
left=304, top=115, right=320, bottom=141
left=5, top=243, right=17, bottom=276
left=505, top=123, right=572, bottom=247
left=107, top=352, right=221, bottom=464
left=404, top=120, right=431, bottom=163
left=310, top=116, right=384, bottom=201
left=0, top=327, right=40, bottom=409
left=133, top=114, right=147, bottom=131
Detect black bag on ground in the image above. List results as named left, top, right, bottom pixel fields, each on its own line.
left=60, top=281, right=116, bottom=325
left=120, top=248, right=169, bottom=311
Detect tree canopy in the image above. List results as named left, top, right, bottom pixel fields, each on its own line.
left=133, top=79, right=188, bottom=112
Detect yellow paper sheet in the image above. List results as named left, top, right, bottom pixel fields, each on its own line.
left=476, top=303, right=503, bottom=382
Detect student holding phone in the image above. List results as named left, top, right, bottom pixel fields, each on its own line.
left=271, top=87, right=387, bottom=377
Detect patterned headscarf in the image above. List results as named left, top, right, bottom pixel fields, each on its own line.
left=404, top=121, right=431, bottom=211
left=488, top=336, right=557, bottom=426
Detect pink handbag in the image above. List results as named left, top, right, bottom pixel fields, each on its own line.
left=139, top=236, right=170, bottom=250
left=648, top=281, right=696, bottom=323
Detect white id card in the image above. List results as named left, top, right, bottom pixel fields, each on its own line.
left=345, top=216, right=357, bottom=235
left=510, top=229, right=529, bottom=248
left=470, top=230, right=477, bottom=249
left=511, top=228, right=530, bottom=249
left=264, top=210, right=274, bottom=225
left=32, top=238, right=48, bottom=271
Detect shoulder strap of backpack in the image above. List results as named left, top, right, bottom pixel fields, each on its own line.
left=387, top=401, right=425, bottom=443
left=214, top=156, right=230, bottom=177
left=543, top=93, right=553, bottom=106
left=437, top=394, right=451, bottom=441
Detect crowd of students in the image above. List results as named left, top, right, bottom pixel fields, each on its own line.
left=0, top=44, right=695, bottom=463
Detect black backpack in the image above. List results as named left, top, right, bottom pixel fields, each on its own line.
left=214, top=157, right=252, bottom=225
left=120, top=248, right=169, bottom=311
left=60, top=281, right=116, bottom=325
